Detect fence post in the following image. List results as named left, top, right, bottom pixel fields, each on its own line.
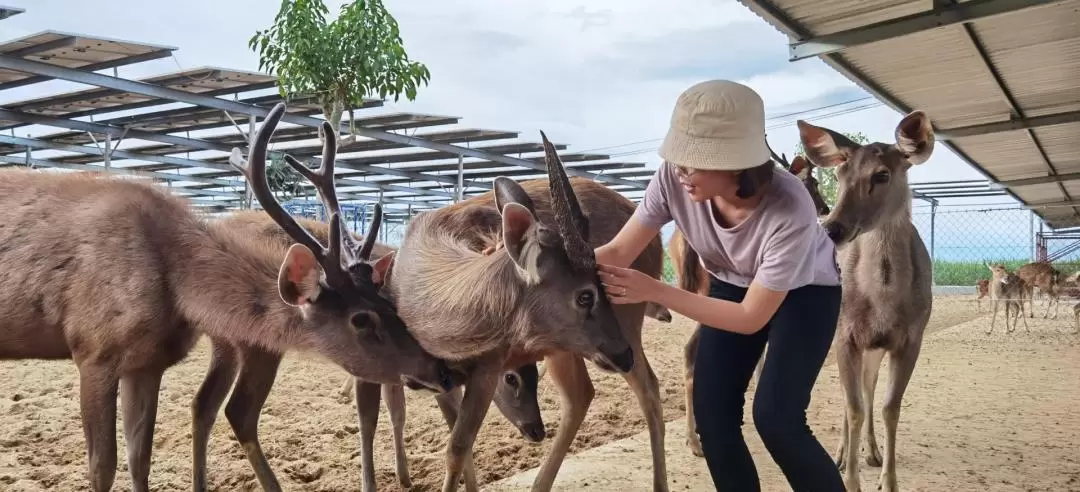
left=929, top=199, right=937, bottom=286
left=1030, top=209, right=1035, bottom=261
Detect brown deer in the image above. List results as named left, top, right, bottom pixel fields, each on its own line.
left=797, top=110, right=935, bottom=492
left=673, top=152, right=831, bottom=458
left=0, top=103, right=452, bottom=492
left=180, top=106, right=457, bottom=492
left=1015, top=261, right=1062, bottom=318
left=975, top=278, right=990, bottom=312
left=376, top=134, right=666, bottom=492
left=985, top=263, right=1030, bottom=334
left=1073, top=302, right=1080, bottom=333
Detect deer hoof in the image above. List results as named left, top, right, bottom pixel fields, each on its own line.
left=686, top=437, right=704, bottom=457
left=864, top=447, right=883, bottom=467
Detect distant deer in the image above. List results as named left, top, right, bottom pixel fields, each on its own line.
left=0, top=103, right=452, bottom=492
left=974, top=279, right=990, bottom=312
left=1015, top=261, right=1062, bottom=318
left=797, top=110, right=935, bottom=492
left=672, top=151, right=831, bottom=458
left=1073, top=302, right=1080, bottom=333
left=183, top=106, right=458, bottom=492
left=378, top=133, right=667, bottom=492
left=986, top=263, right=1030, bottom=334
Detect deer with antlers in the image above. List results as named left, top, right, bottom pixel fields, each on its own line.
left=0, top=102, right=453, bottom=492
left=796, top=110, right=936, bottom=492
left=179, top=105, right=459, bottom=492
left=673, top=149, right=832, bottom=457
left=368, top=133, right=666, bottom=492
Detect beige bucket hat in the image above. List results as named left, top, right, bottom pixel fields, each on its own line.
left=658, top=79, right=771, bottom=171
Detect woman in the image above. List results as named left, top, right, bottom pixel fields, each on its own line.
left=595, top=79, right=843, bottom=491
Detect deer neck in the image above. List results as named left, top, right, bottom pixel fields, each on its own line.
left=165, top=219, right=304, bottom=352
left=388, top=225, right=523, bottom=361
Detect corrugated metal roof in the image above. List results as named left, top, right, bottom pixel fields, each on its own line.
left=738, top=0, right=1080, bottom=228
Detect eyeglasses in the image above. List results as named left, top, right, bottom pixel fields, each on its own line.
left=671, top=163, right=697, bottom=178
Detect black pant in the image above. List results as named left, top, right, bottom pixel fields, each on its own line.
left=692, top=277, right=844, bottom=492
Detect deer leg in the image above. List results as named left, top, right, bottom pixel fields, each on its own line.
left=1028, top=285, right=1035, bottom=317
left=620, top=343, right=668, bottom=492
left=860, top=349, right=885, bottom=467
left=354, top=381, right=382, bottom=492
left=384, top=383, right=412, bottom=489
left=683, top=328, right=702, bottom=457
left=879, top=339, right=924, bottom=492
left=441, top=357, right=501, bottom=492
left=77, top=364, right=119, bottom=492
left=120, top=369, right=164, bottom=492
left=836, top=341, right=865, bottom=492
left=987, top=297, right=1000, bottom=335
left=1005, top=301, right=1014, bottom=334
left=338, top=374, right=355, bottom=401
left=1020, top=300, right=1031, bottom=333
left=834, top=404, right=848, bottom=469
left=434, top=387, right=480, bottom=492
left=530, top=351, right=594, bottom=492
left=224, top=349, right=284, bottom=492
left=191, top=342, right=239, bottom=492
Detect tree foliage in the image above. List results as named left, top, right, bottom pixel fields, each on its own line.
left=249, top=0, right=431, bottom=135
left=794, top=131, right=870, bottom=206
left=247, top=0, right=430, bottom=199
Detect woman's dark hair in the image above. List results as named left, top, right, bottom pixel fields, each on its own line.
left=735, top=160, right=776, bottom=199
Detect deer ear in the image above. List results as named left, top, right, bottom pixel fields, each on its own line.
left=501, top=202, right=542, bottom=282
left=371, top=251, right=396, bottom=285
left=894, top=110, right=935, bottom=165
left=494, top=177, right=537, bottom=215
left=797, top=120, right=859, bottom=168
left=789, top=155, right=810, bottom=178
left=278, top=244, right=322, bottom=306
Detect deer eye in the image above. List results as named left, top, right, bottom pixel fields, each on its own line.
left=576, top=291, right=595, bottom=309
left=870, top=171, right=890, bottom=185
left=350, top=312, right=376, bottom=331
left=504, top=373, right=520, bottom=388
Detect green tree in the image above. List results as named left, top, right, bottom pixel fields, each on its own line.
left=793, top=131, right=870, bottom=206
left=247, top=0, right=431, bottom=201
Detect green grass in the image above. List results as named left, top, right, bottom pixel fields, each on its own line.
left=660, top=254, right=1080, bottom=287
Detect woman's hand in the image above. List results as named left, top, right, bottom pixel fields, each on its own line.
left=597, top=263, right=669, bottom=305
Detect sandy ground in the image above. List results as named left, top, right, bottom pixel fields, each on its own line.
left=0, top=294, right=1077, bottom=491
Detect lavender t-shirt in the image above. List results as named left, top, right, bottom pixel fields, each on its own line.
left=633, top=162, right=841, bottom=292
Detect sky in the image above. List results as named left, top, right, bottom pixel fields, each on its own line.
left=1, top=0, right=1007, bottom=185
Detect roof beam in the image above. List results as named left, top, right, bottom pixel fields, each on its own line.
left=788, top=0, right=1059, bottom=61
left=0, top=48, right=175, bottom=91
left=937, top=110, right=1080, bottom=140
left=0, top=6, right=25, bottom=20
left=0, top=54, right=647, bottom=190
left=998, top=172, right=1080, bottom=187
left=0, top=108, right=237, bottom=152
left=0, top=155, right=243, bottom=198
left=0, top=133, right=240, bottom=172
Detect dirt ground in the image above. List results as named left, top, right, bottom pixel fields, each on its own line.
left=0, top=294, right=1077, bottom=491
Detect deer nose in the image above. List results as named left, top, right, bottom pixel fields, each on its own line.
left=519, top=423, right=547, bottom=442
left=824, top=222, right=846, bottom=242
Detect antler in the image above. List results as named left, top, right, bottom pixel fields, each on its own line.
left=540, top=130, right=594, bottom=271
left=229, top=103, right=349, bottom=287
left=282, top=121, right=382, bottom=262
left=764, top=134, right=790, bottom=169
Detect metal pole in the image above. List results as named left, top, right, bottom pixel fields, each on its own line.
left=1029, top=209, right=1035, bottom=261
left=929, top=199, right=937, bottom=286
left=456, top=154, right=464, bottom=202
left=246, top=115, right=256, bottom=209
left=103, top=133, right=111, bottom=171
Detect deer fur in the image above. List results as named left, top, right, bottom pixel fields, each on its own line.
left=378, top=134, right=666, bottom=492
left=0, top=105, right=451, bottom=492
left=1073, top=302, right=1080, bottom=333
left=1015, top=261, right=1062, bottom=319
left=985, top=263, right=1030, bottom=334
left=797, top=110, right=936, bottom=492
left=975, top=279, right=990, bottom=312
left=184, top=106, right=456, bottom=492
left=671, top=152, right=831, bottom=458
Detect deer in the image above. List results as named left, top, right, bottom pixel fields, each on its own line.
left=975, top=278, right=990, bottom=312
left=0, top=103, right=453, bottom=492
left=985, top=263, right=1030, bottom=334
left=213, top=190, right=549, bottom=492
left=1073, top=302, right=1080, bottom=333
left=795, top=110, right=936, bottom=492
left=177, top=105, right=459, bottom=492
left=1015, top=261, right=1062, bottom=318
left=673, top=151, right=832, bottom=458
left=372, top=133, right=666, bottom=492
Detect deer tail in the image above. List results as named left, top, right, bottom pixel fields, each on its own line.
left=678, top=235, right=703, bottom=294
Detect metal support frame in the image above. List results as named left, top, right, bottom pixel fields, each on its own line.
left=0, top=155, right=242, bottom=198
left=787, top=0, right=1058, bottom=61
left=0, top=5, right=26, bottom=20
left=937, top=110, right=1080, bottom=140
left=0, top=54, right=647, bottom=190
